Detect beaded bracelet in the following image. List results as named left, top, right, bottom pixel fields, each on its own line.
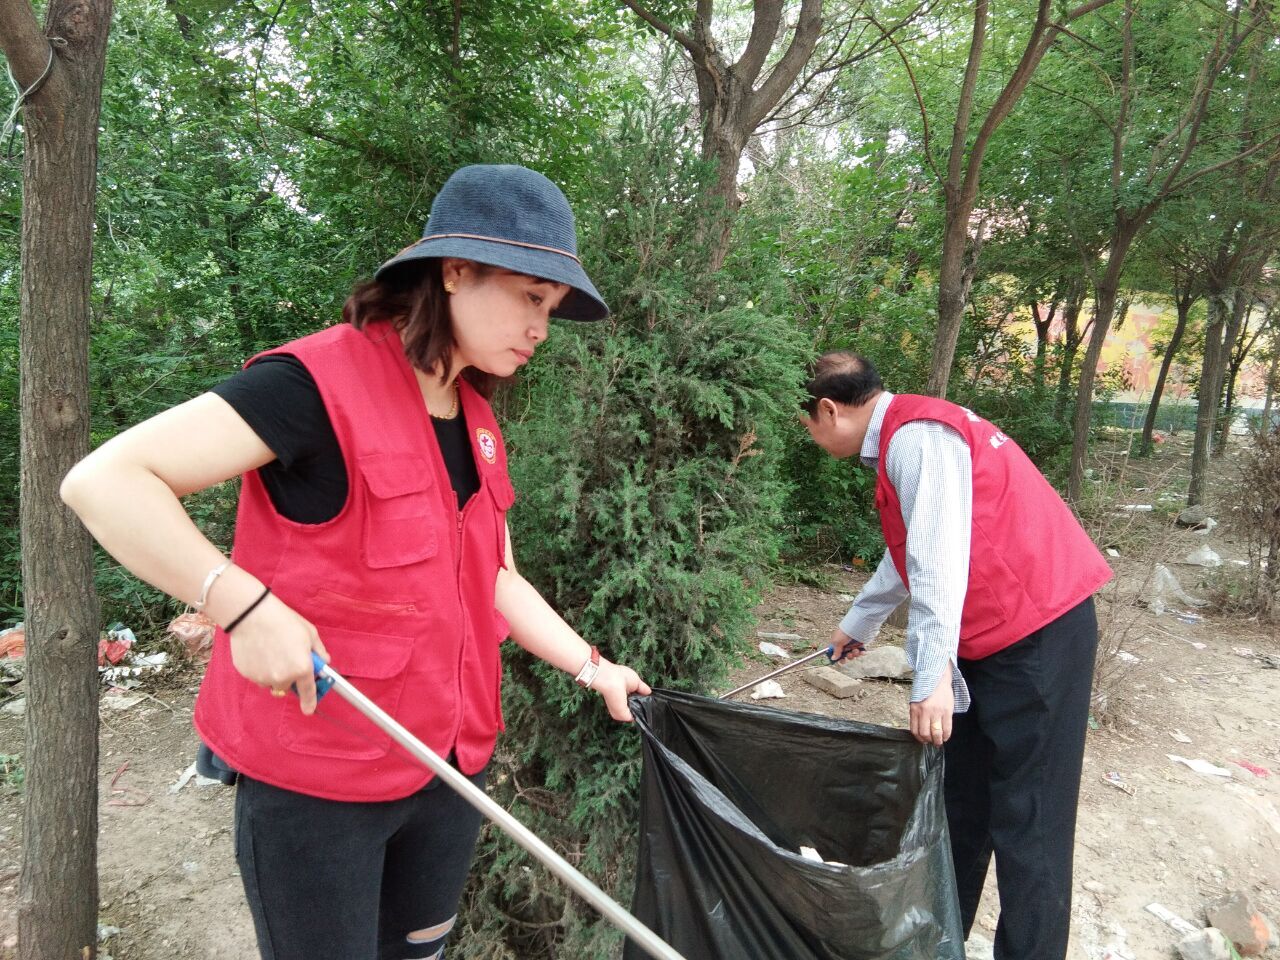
left=225, top=586, right=272, bottom=634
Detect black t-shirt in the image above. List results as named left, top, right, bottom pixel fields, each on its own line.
left=210, top=355, right=480, bottom=523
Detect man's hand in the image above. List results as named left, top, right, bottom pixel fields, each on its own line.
left=828, top=627, right=867, bottom=662
left=908, top=660, right=955, bottom=746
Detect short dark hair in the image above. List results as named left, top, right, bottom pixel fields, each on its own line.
left=802, top=351, right=883, bottom=414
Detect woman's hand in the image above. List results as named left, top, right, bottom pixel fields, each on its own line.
left=226, top=594, right=330, bottom=715
left=590, top=658, right=651, bottom=723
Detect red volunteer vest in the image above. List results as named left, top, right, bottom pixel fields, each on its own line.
left=194, top=321, right=514, bottom=801
left=875, top=395, right=1111, bottom=660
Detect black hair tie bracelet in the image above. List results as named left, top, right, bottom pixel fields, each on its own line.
left=225, top=586, right=272, bottom=633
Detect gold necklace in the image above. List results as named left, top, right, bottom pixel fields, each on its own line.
left=432, top=382, right=459, bottom=420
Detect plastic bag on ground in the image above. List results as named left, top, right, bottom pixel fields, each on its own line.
left=1142, top=564, right=1207, bottom=615
left=626, top=690, right=964, bottom=960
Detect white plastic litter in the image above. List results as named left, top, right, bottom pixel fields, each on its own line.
left=757, top=642, right=789, bottom=658
left=1168, top=755, right=1232, bottom=777
left=1142, top=564, right=1207, bottom=615
left=1115, top=650, right=1141, bottom=664
left=1183, top=545, right=1222, bottom=568
left=749, top=680, right=786, bottom=700
left=1144, top=902, right=1199, bottom=936
left=1118, top=504, right=1154, bottom=512
left=170, top=762, right=226, bottom=794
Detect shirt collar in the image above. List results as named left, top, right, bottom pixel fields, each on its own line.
left=859, top=391, right=895, bottom=467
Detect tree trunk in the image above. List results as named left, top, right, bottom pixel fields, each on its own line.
left=1139, top=293, right=1194, bottom=455
left=1262, top=310, right=1278, bottom=432
left=1053, top=279, right=1086, bottom=422
left=1, top=1, right=113, bottom=957
left=1188, top=291, right=1232, bottom=506
left=1068, top=284, right=1119, bottom=502
left=927, top=187, right=975, bottom=396
left=1214, top=293, right=1253, bottom=457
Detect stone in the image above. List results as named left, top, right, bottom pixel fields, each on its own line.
left=1177, top=505, right=1210, bottom=528
left=1205, top=889, right=1277, bottom=956
left=804, top=667, right=861, bottom=699
left=838, top=645, right=913, bottom=681
left=1175, top=928, right=1233, bottom=960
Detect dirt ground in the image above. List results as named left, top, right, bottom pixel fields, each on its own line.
left=1, top=434, right=1278, bottom=959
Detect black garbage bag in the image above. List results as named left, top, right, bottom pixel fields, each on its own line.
left=626, top=689, right=964, bottom=960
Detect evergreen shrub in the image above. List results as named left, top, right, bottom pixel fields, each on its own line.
left=456, top=101, right=807, bottom=958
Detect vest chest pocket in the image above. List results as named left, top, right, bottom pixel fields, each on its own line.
left=359, top=454, right=442, bottom=569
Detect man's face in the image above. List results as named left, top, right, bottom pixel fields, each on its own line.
left=799, top=399, right=863, bottom=459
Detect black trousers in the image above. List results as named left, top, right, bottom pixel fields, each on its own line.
left=945, top=597, right=1098, bottom=960
left=235, top=767, right=487, bottom=960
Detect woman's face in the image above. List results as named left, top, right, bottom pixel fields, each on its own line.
left=442, top=258, right=571, bottom=378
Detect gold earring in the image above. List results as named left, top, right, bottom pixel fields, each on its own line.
left=443, top=281, right=457, bottom=294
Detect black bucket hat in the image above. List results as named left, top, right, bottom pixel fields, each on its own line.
left=375, top=164, right=608, bottom=322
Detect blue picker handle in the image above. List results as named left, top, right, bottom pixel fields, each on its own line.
left=291, top=652, right=336, bottom=700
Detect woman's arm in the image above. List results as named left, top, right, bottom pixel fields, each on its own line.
left=60, top=393, right=329, bottom=712
left=494, top=522, right=650, bottom=721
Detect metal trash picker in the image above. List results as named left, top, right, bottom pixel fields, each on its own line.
left=719, top=639, right=865, bottom=700
left=305, top=654, right=688, bottom=960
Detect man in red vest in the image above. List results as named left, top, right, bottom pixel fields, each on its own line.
left=800, top=351, right=1111, bottom=960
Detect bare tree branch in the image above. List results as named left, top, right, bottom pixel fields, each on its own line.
left=736, top=0, right=781, bottom=86
left=749, top=0, right=823, bottom=129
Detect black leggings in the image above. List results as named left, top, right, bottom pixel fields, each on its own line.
left=234, top=768, right=486, bottom=960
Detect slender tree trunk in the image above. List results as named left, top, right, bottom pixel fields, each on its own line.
left=1214, top=294, right=1254, bottom=457
left=1189, top=292, right=1232, bottom=505
left=1262, top=311, right=1278, bottom=432
left=1053, top=282, right=1086, bottom=422
left=2, top=2, right=113, bottom=958
left=1031, top=298, right=1056, bottom=390
left=1140, top=294, right=1195, bottom=455
left=1068, top=286, right=1119, bottom=502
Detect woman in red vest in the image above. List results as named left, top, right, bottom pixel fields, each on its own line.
left=62, top=165, right=650, bottom=960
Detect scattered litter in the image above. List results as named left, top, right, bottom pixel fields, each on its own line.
left=168, top=611, right=216, bottom=662
left=102, top=651, right=169, bottom=684
left=1145, top=902, right=1200, bottom=937
left=1169, top=729, right=1192, bottom=744
left=756, top=631, right=804, bottom=642
left=97, top=925, right=123, bottom=943
left=1174, top=613, right=1204, bottom=624
left=1103, top=772, right=1134, bottom=796
left=837, top=594, right=856, bottom=603
left=170, top=762, right=225, bottom=794
left=0, top=624, right=24, bottom=660
left=1106, top=548, right=1121, bottom=557
left=1183, top=545, right=1223, bottom=568
left=757, top=642, right=789, bottom=659
left=1230, top=760, right=1271, bottom=778
left=107, top=761, right=149, bottom=807
left=1168, top=755, right=1232, bottom=777
left=97, top=624, right=136, bottom=667
left=749, top=680, right=786, bottom=700
left=1232, top=647, right=1254, bottom=658
left=1115, top=650, right=1141, bottom=664
left=1194, top=517, right=1218, bottom=534
left=1118, top=504, right=1154, bottom=512
left=1183, top=639, right=1208, bottom=650
left=1142, top=564, right=1207, bottom=615
left=1088, top=715, right=1100, bottom=730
